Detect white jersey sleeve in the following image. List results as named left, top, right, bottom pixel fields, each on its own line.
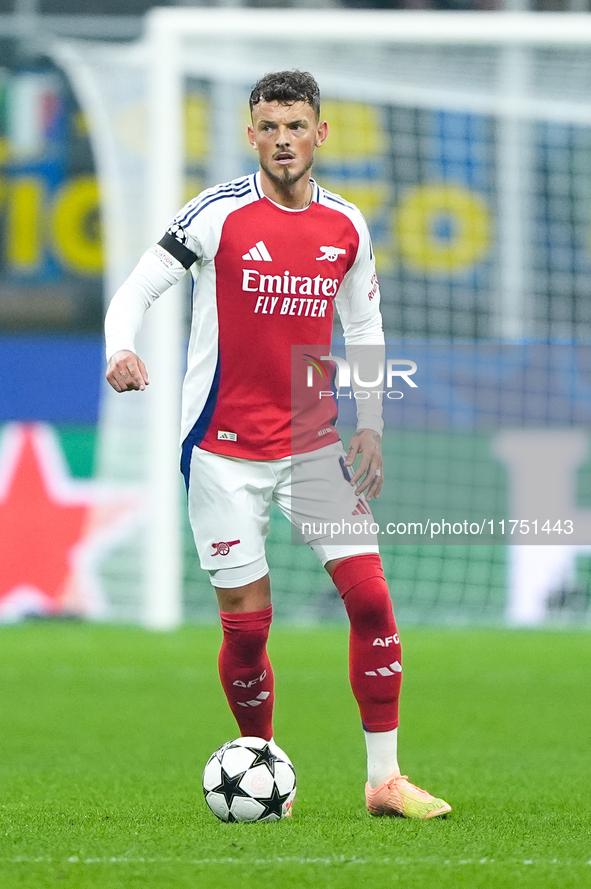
left=334, top=212, right=384, bottom=346
left=333, top=208, right=385, bottom=436
left=104, top=182, right=218, bottom=361
left=104, top=246, right=188, bottom=360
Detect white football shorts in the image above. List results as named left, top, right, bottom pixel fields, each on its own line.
left=186, top=440, right=379, bottom=588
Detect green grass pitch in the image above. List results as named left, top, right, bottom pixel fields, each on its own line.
left=1, top=623, right=590, bottom=889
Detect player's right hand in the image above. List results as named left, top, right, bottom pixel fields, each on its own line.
left=106, top=349, right=149, bottom=392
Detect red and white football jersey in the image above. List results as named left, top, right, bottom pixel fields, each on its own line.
left=106, top=172, right=384, bottom=474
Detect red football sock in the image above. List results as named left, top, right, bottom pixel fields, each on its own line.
left=332, top=554, right=401, bottom=733
left=218, top=606, right=274, bottom=741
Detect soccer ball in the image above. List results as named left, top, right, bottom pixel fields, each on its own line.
left=202, top=736, right=296, bottom=822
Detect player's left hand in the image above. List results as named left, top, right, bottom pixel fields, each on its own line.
left=344, top=428, right=383, bottom=501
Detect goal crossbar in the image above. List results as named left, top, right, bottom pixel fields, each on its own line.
left=146, top=9, right=591, bottom=46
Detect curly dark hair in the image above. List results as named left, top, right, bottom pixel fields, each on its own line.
left=249, top=70, right=321, bottom=119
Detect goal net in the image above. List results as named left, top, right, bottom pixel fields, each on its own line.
left=52, top=10, right=591, bottom=629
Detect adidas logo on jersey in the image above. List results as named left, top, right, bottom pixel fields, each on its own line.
left=242, top=240, right=272, bottom=262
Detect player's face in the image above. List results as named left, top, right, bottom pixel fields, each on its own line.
left=248, top=100, right=328, bottom=189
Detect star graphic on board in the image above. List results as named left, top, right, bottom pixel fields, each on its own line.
left=0, top=423, right=141, bottom=620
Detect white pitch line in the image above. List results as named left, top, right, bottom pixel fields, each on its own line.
left=3, top=856, right=591, bottom=866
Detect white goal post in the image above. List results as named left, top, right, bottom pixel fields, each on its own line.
left=53, top=10, right=591, bottom=629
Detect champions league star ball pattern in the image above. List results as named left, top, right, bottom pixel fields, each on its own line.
left=203, top=736, right=296, bottom=822
left=166, top=221, right=188, bottom=245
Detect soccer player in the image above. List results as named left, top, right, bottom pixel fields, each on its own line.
left=105, top=70, right=451, bottom=819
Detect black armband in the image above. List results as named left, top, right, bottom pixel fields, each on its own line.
left=158, top=226, right=198, bottom=270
